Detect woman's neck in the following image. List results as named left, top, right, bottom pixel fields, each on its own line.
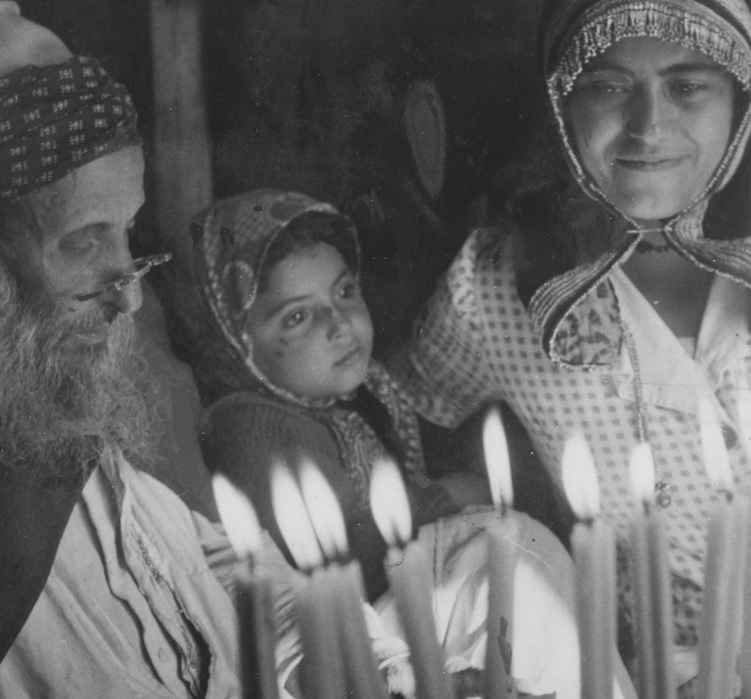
left=622, top=238, right=712, bottom=340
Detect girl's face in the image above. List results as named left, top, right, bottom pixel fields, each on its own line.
left=566, top=37, right=735, bottom=224
left=247, top=242, right=373, bottom=399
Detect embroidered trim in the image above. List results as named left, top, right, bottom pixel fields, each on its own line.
left=552, top=2, right=751, bottom=96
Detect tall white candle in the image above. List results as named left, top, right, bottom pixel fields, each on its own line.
left=482, top=407, right=519, bottom=699
left=562, top=433, right=615, bottom=699
left=628, top=442, right=675, bottom=699
left=736, top=371, right=751, bottom=699
left=696, top=401, right=749, bottom=699
left=270, top=464, right=346, bottom=699
left=370, top=458, right=453, bottom=699
left=212, top=474, right=279, bottom=699
left=299, top=460, right=390, bottom=699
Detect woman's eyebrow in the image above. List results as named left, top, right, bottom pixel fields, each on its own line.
left=581, top=60, right=726, bottom=77
left=658, top=62, right=727, bottom=76
left=580, top=60, right=631, bottom=76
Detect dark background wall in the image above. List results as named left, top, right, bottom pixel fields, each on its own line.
left=19, top=0, right=544, bottom=357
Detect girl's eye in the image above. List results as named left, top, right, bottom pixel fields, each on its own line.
left=282, top=309, right=308, bottom=329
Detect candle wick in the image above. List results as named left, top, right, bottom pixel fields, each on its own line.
left=395, top=535, right=411, bottom=551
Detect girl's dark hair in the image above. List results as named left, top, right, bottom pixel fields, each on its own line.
left=257, top=211, right=359, bottom=292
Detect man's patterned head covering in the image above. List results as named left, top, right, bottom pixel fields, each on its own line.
left=0, top=55, right=140, bottom=201
left=543, top=0, right=751, bottom=213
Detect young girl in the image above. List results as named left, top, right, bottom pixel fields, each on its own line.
left=165, top=188, right=635, bottom=698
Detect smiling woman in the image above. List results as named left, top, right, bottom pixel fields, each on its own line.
left=398, top=0, right=751, bottom=695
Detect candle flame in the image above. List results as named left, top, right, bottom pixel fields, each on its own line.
left=698, top=398, right=734, bottom=492
left=561, top=432, right=600, bottom=519
left=270, top=462, right=324, bottom=571
left=211, top=474, right=263, bottom=560
left=369, top=458, right=413, bottom=547
left=299, top=458, right=349, bottom=560
left=482, top=406, right=514, bottom=509
left=628, top=442, right=656, bottom=506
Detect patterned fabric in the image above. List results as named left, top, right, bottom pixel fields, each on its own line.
left=401, top=228, right=751, bottom=679
left=0, top=56, right=140, bottom=202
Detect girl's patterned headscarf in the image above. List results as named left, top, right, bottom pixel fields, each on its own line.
left=543, top=0, right=751, bottom=218
left=0, top=55, right=140, bottom=202
left=177, top=189, right=361, bottom=408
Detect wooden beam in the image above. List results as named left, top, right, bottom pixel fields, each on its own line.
left=149, top=0, right=211, bottom=264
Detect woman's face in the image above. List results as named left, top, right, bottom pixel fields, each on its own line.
left=246, top=242, right=373, bottom=399
left=565, top=36, right=736, bottom=224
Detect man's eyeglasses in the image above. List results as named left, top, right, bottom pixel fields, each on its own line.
left=74, top=252, right=173, bottom=302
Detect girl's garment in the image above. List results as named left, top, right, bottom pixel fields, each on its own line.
left=200, top=360, right=458, bottom=601
left=168, top=188, right=458, bottom=599
left=399, top=0, right=751, bottom=694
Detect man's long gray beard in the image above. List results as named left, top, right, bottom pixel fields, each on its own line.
left=0, top=273, right=154, bottom=482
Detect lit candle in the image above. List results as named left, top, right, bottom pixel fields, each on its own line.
left=696, top=400, right=749, bottom=699
left=369, top=457, right=453, bottom=699
left=737, top=374, right=751, bottom=699
left=270, top=464, right=346, bottom=699
left=211, top=474, right=279, bottom=699
left=298, top=460, right=390, bottom=699
left=562, top=433, right=615, bottom=699
left=628, top=442, right=675, bottom=699
left=482, top=406, right=520, bottom=699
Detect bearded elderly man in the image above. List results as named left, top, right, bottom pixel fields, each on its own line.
left=0, top=9, right=433, bottom=699
left=0, top=6, right=304, bottom=698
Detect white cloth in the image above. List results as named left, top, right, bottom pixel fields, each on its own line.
left=0, top=449, right=302, bottom=699
left=374, top=508, right=637, bottom=699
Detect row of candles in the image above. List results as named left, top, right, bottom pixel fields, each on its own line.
left=213, top=400, right=750, bottom=699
